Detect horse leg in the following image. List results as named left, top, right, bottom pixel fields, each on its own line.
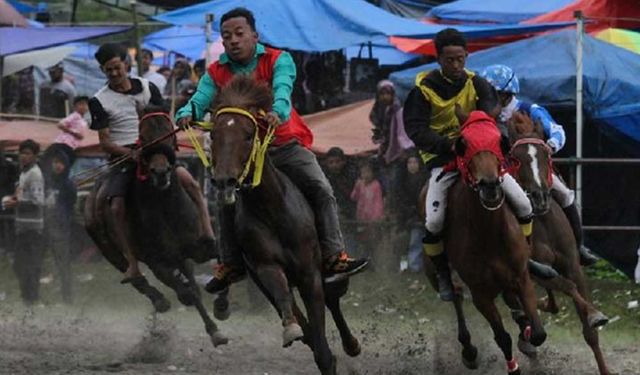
left=453, top=293, right=478, bottom=369
left=537, top=288, right=560, bottom=314
left=502, top=292, right=536, bottom=358
left=324, top=281, right=360, bottom=357
left=472, top=295, right=520, bottom=375
left=292, top=293, right=313, bottom=349
left=253, top=264, right=302, bottom=347
left=516, top=275, right=547, bottom=347
left=299, top=272, right=335, bottom=375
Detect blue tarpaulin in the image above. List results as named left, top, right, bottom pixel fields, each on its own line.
left=390, top=30, right=640, bottom=143
left=427, top=0, right=574, bottom=24
left=153, top=0, right=572, bottom=52
left=7, top=0, right=38, bottom=14
left=0, top=26, right=129, bottom=56
left=143, top=25, right=219, bottom=61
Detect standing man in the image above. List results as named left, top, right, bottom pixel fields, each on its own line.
left=39, top=62, right=76, bottom=118
left=403, top=28, right=556, bottom=301
left=176, top=8, right=368, bottom=292
left=89, top=43, right=215, bottom=283
left=137, top=49, right=167, bottom=95
left=3, top=140, right=45, bottom=305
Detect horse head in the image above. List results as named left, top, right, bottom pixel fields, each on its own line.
left=138, top=106, right=177, bottom=191
left=209, top=76, right=273, bottom=205
left=507, top=111, right=552, bottom=215
left=455, top=111, right=505, bottom=211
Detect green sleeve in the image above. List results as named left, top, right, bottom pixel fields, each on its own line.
left=175, top=72, right=217, bottom=121
left=271, top=52, right=296, bottom=122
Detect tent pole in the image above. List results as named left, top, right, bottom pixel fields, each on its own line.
left=71, top=0, right=80, bottom=24
left=205, top=13, right=214, bottom=66
left=131, top=0, right=144, bottom=77
left=575, top=10, right=584, bottom=215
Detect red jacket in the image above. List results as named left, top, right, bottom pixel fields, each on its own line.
left=208, top=48, right=313, bottom=148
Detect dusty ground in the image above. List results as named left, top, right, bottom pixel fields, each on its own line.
left=0, top=257, right=639, bottom=375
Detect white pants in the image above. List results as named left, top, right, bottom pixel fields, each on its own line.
left=425, top=167, right=533, bottom=235
left=551, top=173, right=575, bottom=208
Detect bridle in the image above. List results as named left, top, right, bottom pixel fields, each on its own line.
left=508, top=137, right=553, bottom=186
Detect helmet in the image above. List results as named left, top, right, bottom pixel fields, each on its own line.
left=480, top=64, right=520, bottom=94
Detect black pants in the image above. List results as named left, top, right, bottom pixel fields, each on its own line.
left=13, top=230, right=45, bottom=304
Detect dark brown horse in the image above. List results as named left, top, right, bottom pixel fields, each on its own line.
left=422, top=111, right=546, bottom=375
left=207, top=76, right=360, bottom=375
left=84, top=107, right=227, bottom=347
left=507, top=112, right=610, bottom=374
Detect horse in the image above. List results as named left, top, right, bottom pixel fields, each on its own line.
left=420, top=110, right=547, bottom=375
left=83, top=106, right=227, bottom=347
left=506, top=111, right=610, bottom=374
left=207, top=76, right=360, bottom=375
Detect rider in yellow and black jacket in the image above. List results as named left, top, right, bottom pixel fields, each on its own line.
left=403, top=28, right=558, bottom=301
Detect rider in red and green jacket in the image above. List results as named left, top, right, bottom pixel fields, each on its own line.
left=176, top=8, right=368, bottom=293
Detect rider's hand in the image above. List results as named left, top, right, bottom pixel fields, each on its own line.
left=264, top=111, right=282, bottom=128
left=177, top=116, right=192, bottom=130
left=129, top=148, right=140, bottom=160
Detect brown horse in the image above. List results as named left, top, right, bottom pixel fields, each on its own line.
left=421, top=111, right=547, bottom=374
left=207, top=76, right=359, bottom=375
left=507, top=111, right=610, bottom=374
left=84, top=107, right=227, bottom=347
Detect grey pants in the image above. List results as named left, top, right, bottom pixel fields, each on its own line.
left=48, top=226, right=73, bottom=304
left=221, top=142, right=344, bottom=264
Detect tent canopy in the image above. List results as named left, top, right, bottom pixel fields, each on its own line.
left=153, top=0, right=572, bottom=52
left=143, top=25, right=224, bottom=62
left=525, top=0, right=640, bottom=30
left=390, top=30, right=640, bottom=143
left=593, top=28, right=640, bottom=55
left=0, top=0, right=28, bottom=27
left=0, top=26, right=129, bottom=56
left=427, top=0, right=573, bottom=24
left=7, top=0, right=37, bottom=14
left=2, top=45, right=76, bottom=78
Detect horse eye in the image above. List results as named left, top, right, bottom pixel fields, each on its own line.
left=245, top=134, right=253, bottom=143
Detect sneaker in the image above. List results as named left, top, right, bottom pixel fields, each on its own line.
left=205, top=263, right=246, bottom=294
left=323, top=251, right=369, bottom=283
left=578, top=245, right=599, bottom=267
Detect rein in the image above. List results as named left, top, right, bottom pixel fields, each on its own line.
left=508, top=137, right=553, bottom=186
left=73, top=113, right=181, bottom=187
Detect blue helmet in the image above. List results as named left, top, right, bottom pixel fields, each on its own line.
left=480, top=64, right=520, bottom=94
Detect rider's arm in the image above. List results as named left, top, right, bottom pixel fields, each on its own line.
left=472, top=76, right=500, bottom=117
left=97, top=128, right=134, bottom=156
left=271, top=52, right=296, bottom=122
left=529, top=104, right=566, bottom=153
left=175, top=73, right=217, bottom=121
left=403, top=87, right=453, bottom=156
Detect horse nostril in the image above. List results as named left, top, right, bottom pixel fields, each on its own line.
left=226, top=178, right=238, bottom=188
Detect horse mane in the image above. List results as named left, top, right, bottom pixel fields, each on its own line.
left=212, top=75, right=273, bottom=113
left=507, top=110, right=544, bottom=140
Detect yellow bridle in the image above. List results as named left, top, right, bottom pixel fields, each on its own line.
left=189, top=107, right=275, bottom=188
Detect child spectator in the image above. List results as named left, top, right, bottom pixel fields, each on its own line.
left=2, top=140, right=45, bottom=305
left=398, top=153, right=428, bottom=272
left=45, top=150, right=76, bottom=304
left=351, top=160, right=384, bottom=261
left=51, top=96, right=89, bottom=163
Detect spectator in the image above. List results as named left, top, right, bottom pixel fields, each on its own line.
left=39, top=62, right=76, bottom=118
left=350, top=160, right=384, bottom=260
left=323, top=147, right=358, bottom=252
left=193, top=59, right=206, bottom=80
left=2, top=67, right=35, bottom=114
left=369, top=80, right=414, bottom=218
left=0, top=144, right=19, bottom=255
left=2, top=140, right=45, bottom=305
left=157, top=66, right=171, bottom=82
left=164, top=59, right=193, bottom=99
left=44, top=150, right=76, bottom=304
left=397, top=153, right=428, bottom=272
left=50, top=96, right=89, bottom=163
left=137, top=48, right=167, bottom=94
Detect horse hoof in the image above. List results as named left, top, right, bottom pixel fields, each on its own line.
left=529, top=331, right=547, bottom=347
left=509, top=369, right=521, bottom=375
left=517, top=337, right=537, bottom=358
left=588, top=311, right=609, bottom=328
left=210, top=331, right=229, bottom=347
left=462, top=346, right=479, bottom=369
left=282, top=323, right=304, bottom=348
left=213, top=296, right=230, bottom=321
left=343, top=337, right=361, bottom=357
left=153, top=297, right=171, bottom=313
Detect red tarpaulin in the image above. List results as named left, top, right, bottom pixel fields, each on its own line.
left=525, top=0, right=640, bottom=31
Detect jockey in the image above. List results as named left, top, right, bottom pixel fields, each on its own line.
left=480, top=64, right=599, bottom=267
left=176, top=8, right=369, bottom=292
left=403, top=28, right=557, bottom=301
left=89, top=43, right=216, bottom=284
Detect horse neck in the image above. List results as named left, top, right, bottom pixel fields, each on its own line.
left=241, top=155, right=287, bottom=214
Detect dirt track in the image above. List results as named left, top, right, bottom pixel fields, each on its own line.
left=0, top=263, right=639, bottom=375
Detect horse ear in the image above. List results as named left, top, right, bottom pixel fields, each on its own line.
left=533, top=119, right=545, bottom=138
left=454, top=137, right=467, bottom=157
